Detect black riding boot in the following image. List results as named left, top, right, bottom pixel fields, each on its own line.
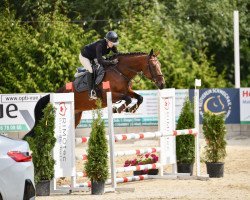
left=87, top=73, right=97, bottom=100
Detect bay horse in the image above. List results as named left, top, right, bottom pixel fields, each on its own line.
left=23, top=49, right=165, bottom=139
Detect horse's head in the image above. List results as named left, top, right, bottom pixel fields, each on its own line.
left=143, top=49, right=165, bottom=89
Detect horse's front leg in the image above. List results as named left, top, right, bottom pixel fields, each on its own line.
left=111, top=92, right=132, bottom=113
left=126, top=89, right=143, bottom=113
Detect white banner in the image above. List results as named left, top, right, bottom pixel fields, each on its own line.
left=158, top=89, right=176, bottom=165
left=51, top=93, right=75, bottom=178
left=0, top=94, right=45, bottom=132
left=240, top=88, right=250, bottom=124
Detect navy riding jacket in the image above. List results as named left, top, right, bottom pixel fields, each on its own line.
left=81, top=39, right=118, bottom=65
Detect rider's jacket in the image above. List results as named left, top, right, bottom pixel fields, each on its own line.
left=81, top=39, right=118, bottom=65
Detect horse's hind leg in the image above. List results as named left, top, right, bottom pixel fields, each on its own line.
left=75, top=111, right=83, bottom=128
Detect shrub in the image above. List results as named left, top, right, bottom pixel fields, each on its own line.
left=176, top=97, right=195, bottom=164
left=202, top=112, right=227, bottom=162
left=26, top=103, right=56, bottom=183
left=84, top=99, right=109, bottom=182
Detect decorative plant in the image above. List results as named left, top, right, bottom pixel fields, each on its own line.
left=176, top=97, right=195, bottom=164
left=124, top=153, right=159, bottom=167
left=84, top=99, right=109, bottom=182
left=26, top=103, right=56, bottom=184
left=202, top=111, right=227, bottom=162
left=124, top=153, right=159, bottom=174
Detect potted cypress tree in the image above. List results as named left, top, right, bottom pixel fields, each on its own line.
left=176, top=97, right=195, bottom=175
left=84, top=99, right=109, bottom=195
left=202, top=111, right=227, bottom=178
left=26, top=103, right=56, bottom=196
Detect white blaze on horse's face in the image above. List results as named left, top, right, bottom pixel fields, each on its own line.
left=148, top=56, right=165, bottom=89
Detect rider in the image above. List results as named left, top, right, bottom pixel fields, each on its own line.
left=79, top=31, right=119, bottom=100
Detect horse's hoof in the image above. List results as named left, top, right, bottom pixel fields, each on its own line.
left=113, top=107, right=118, bottom=113
left=117, top=109, right=122, bottom=113
left=125, top=107, right=130, bottom=112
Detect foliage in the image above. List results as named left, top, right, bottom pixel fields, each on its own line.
left=160, top=0, right=250, bottom=86
left=0, top=5, right=96, bottom=93
left=116, top=2, right=227, bottom=89
left=26, top=103, right=56, bottom=184
left=84, top=99, right=109, bottom=182
left=202, top=112, right=227, bottom=163
left=176, top=97, right=195, bottom=164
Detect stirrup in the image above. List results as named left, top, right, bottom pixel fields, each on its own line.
left=89, top=90, right=97, bottom=100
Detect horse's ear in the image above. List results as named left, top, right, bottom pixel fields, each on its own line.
left=149, top=49, right=154, bottom=57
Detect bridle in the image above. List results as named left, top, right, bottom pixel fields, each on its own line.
left=110, top=56, right=163, bottom=84
left=147, top=56, right=164, bottom=83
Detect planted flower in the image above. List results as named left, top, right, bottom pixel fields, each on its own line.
left=124, top=153, right=159, bottom=175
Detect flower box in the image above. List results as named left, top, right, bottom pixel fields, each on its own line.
left=133, top=168, right=159, bottom=176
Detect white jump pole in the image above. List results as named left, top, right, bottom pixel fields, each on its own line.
left=195, top=79, right=201, bottom=176
left=234, top=10, right=240, bottom=88
left=107, top=91, right=117, bottom=190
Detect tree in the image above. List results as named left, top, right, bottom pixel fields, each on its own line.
left=176, top=97, right=195, bottom=164
left=116, top=1, right=227, bottom=89
left=84, top=99, right=109, bottom=192
left=0, top=4, right=97, bottom=93
left=26, top=103, right=56, bottom=183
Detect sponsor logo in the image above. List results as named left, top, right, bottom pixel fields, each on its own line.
left=164, top=98, right=171, bottom=110
left=199, top=89, right=232, bottom=119
left=59, top=102, right=67, bottom=116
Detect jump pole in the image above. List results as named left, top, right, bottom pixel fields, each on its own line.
left=103, top=81, right=117, bottom=191
left=195, top=79, right=201, bottom=176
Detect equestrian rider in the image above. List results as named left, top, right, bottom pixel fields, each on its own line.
left=79, top=31, right=119, bottom=100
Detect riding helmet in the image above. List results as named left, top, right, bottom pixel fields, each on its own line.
left=105, top=31, right=119, bottom=45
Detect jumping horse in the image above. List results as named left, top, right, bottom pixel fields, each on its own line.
left=23, top=49, right=165, bottom=139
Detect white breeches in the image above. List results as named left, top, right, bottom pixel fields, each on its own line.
left=79, top=53, right=93, bottom=73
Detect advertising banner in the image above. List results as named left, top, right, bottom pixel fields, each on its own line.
left=199, top=88, right=240, bottom=124
left=52, top=93, right=75, bottom=178
left=240, top=88, right=250, bottom=124
left=0, top=94, right=45, bottom=132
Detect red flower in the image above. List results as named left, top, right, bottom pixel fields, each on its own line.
left=124, top=153, right=159, bottom=167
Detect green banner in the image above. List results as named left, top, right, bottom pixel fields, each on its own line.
left=78, top=117, right=158, bottom=128
left=0, top=124, right=29, bottom=132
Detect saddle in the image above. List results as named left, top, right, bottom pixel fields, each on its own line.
left=73, top=64, right=105, bottom=93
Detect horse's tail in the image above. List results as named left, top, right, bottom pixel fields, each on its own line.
left=23, top=94, right=50, bottom=140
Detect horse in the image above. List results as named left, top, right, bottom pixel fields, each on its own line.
left=23, top=49, right=165, bottom=139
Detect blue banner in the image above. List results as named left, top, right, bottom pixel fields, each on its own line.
left=198, top=88, right=240, bottom=124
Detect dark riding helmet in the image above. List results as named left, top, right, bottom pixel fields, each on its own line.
left=105, top=31, right=119, bottom=45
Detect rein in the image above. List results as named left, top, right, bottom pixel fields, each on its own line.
left=110, top=56, right=163, bottom=85
left=111, top=65, right=143, bottom=84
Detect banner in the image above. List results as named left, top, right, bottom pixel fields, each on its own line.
left=51, top=93, right=75, bottom=178
left=199, top=88, right=240, bottom=124
left=240, top=88, right=250, bottom=124
left=0, top=94, right=44, bottom=132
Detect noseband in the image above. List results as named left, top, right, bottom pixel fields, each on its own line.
left=147, top=56, right=164, bottom=83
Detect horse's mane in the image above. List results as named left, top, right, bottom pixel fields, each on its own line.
left=108, top=52, right=147, bottom=60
